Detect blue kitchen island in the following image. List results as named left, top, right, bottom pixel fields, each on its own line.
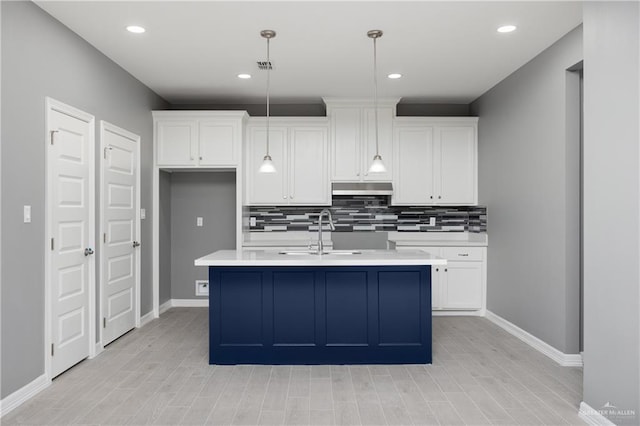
left=195, top=249, right=446, bottom=365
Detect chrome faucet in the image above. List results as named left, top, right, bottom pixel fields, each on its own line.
left=317, top=208, right=335, bottom=254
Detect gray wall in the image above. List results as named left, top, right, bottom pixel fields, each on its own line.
left=396, top=103, right=471, bottom=117
left=159, top=171, right=172, bottom=306
left=171, top=102, right=472, bottom=117
left=1, top=2, right=167, bottom=398
left=470, top=26, right=583, bottom=354
left=170, top=172, right=236, bottom=299
left=583, top=2, right=639, bottom=421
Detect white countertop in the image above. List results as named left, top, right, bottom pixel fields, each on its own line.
left=387, top=232, right=488, bottom=247
left=195, top=249, right=447, bottom=267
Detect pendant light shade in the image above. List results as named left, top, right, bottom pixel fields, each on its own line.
left=258, top=155, right=276, bottom=173
left=367, top=29, right=387, bottom=174
left=259, top=29, right=277, bottom=173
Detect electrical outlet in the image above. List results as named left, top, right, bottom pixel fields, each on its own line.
left=250, top=217, right=257, bottom=227
left=196, top=217, right=203, bottom=227
left=429, top=217, right=436, bottom=226
left=23, top=205, right=31, bottom=223
left=195, top=280, right=209, bottom=296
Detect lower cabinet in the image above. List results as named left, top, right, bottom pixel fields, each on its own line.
left=394, top=246, right=486, bottom=313
left=434, top=261, right=483, bottom=309
left=208, top=265, right=432, bottom=364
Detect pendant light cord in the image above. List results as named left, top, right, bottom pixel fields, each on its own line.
left=266, top=36, right=271, bottom=157
left=373, top=36, right=380, bottom=157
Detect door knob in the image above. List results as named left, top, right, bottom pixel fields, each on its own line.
left=133, top=241, right=141, bottom=248
left=84, top=248, right=94, bottom=256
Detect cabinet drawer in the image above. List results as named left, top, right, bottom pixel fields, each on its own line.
left=441, top=247, right=484, bottom=261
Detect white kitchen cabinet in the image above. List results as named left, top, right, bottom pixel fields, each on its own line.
left=392, top=126, right=434, bottom=204
left=245, top=118, right=330, bottom=206
left=393, top=245, right=485, bottom=313
left=324, top=98, right=399, bottom=182
left=156, top=119, right=198, bottom=166
left=392, top=117, right=478, bottom=205
left=153, top=111, right=247, bottom=167
left=440, top=261, right=483, bottom=309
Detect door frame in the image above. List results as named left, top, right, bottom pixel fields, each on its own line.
left=44, top=97, right=96, bottom=380
left=98, top=121, right=141, bottom=350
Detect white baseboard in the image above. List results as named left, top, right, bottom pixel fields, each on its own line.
left=433, top=310, right=485, bottom=317
left=171, top=299, right=208, bottom=307
left=157, top=299, right=209, bottom=315
left=139, top=310, right=154, bottom=327
left=579, top=402, right=616, bottom=425
left=90, top=342, right=104, bottom=359
left=485, top=310, right=583, bottom=367
left=158, top=299, right=172, bottom=314
left=0, top=374, right=50, bottom=418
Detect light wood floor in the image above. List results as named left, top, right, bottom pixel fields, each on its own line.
left=3, top=308, right=584, bottom=425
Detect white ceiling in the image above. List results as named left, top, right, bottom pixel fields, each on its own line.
left=35, top=1, right=583, bottom=105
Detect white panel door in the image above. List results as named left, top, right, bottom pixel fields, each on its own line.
left=49, top=106, right=93, bottom=378
left=289, top=127, right=329, bottom=205
left=441, top=262, right=483, bottom=309
left=246, top=126, right=287, bottom=204
left=199, top=120, right=237, bottom=166
left=101, top=123, right=139, bottom=346
left=392, top=126, right=434, bottom=205
left=435, top=126, right=476, bottom=204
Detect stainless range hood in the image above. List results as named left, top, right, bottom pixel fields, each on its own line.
left=332, top=182, right=393, bottom=196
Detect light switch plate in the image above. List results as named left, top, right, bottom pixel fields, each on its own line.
left=140, top=208, right=146, bottom=220
left=197, top=217, right=203, bottom=227
left=23, top=205, right=31, bottom=223
left=429, top=217, right=436, bottom=226
left=250, top=217, right=257, bottom=227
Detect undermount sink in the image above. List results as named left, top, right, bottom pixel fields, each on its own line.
left=278, top=250, right=362, bottom=256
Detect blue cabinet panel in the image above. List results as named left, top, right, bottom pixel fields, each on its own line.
left=325, top=271, right=368, bottom=346
left=209, top=265, right=431, bottom=364
left=273, top=271, right=317, bottom=346
left=378, top=271, right=421, bottom=345
left=216, top=271, right=263, bottom=345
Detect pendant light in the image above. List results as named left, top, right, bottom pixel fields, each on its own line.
left=367, top=29, right=387, bottom=173
left=258, top=29, right=277, bottom=173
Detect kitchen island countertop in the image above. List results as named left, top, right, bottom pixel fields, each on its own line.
left=195, top=249, right=446, bottom=267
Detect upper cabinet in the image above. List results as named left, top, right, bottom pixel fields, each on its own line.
left=324, top=98, right=399, bottom=182
left=392, top=117, right=478, bottom=205
left=153, top=111, right=248, bottom=167
left=245, top=118, right=330, bottom=206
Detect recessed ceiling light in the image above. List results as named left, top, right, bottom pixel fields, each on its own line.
left=388, top=73, right=402, bottom=79
left=497, top=25, right=517, bottom=33
left=237, top=74, right=252, bottom=79
left=126, top=25, right=146, bottom=34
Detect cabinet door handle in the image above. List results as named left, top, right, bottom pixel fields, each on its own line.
left=356, top=172, right=360, bottom=177
left=283, top=195, right=287, bottom=199
left=445, top=268, right=448, bottom=272
left=438, top=196, right=442, bottom=199
left=458, top=253, right=469, bottom=257
left=199, top=156, right=203, bottom=160
left=430, top=196, right=433, bottom=199
left=435, top=268, right=439, bottom=272
left=290, top=195, right=294, bottom=199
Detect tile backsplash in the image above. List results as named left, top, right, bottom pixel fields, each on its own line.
left=248, top=196, right=486, bottom=233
